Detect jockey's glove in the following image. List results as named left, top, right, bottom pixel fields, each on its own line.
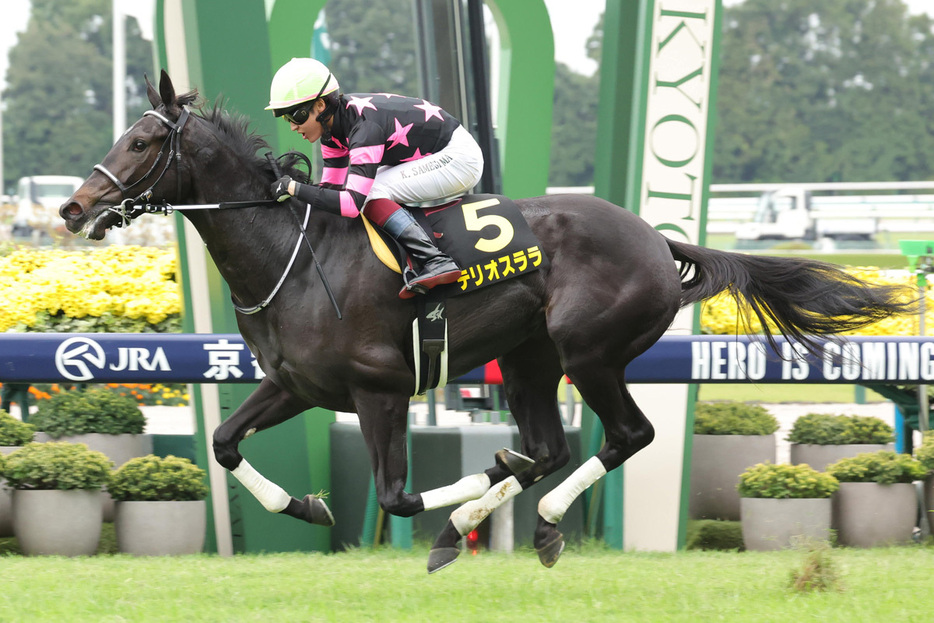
left=271, top=175, right=294, bottom=202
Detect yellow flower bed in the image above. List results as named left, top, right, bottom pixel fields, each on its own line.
left=0, top=246, right=182, bottom=332
left=1, top=249, right=925, bottom=339
left=700, top=267, right=928, bottom=337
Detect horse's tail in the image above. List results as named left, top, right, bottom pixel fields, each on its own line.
left=665, top=238, right=917, bottom=354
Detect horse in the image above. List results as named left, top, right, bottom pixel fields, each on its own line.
left=61, top=71, right=913, bottom=572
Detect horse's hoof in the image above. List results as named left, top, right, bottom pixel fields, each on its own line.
left=427, top=547, right=460, bottom=574
left=284, top=494, right=335, bottom=526
left=496, top=448, right=535, bottom=475
left=305, top=494, right=335, bottom=526
left=536, top=532, right=565, bottom=568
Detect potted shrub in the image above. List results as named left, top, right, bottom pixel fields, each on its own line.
left=916, top=431, right=934, bottom=535
left=788, top=413, right=893, bottom=471
left=3, top=441, right=113, bottom=556
left=689, top=401, right=779, bottom=521
left=826, top=450, right=927, bottom=547
left=30, top=388, right=149, bottom=520
left=0, top=410, right=35, bottom=537
left=737, top=462, right=839, bottom=551
left=109, top=455, right=208, bottom=555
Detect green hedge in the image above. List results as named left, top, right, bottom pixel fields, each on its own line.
left=826, top=450, right=927, bottom=484
left=916, top=431, right=934, bottom=474
left=737, top=462, right=839, bottom=499
left=0, top=410, right=35, bottom=446
left=108, top=455, right=208, bottom=502
left=693, top=402, right=779, bottom=436
left=31, top=388, right=145, bottom=437
left=2, top=441, right=113, bottom=490
left=787, top=413, right=893, bottom=445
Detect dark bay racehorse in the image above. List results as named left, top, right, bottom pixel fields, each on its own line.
left=61, top=72, right=912, bottom=572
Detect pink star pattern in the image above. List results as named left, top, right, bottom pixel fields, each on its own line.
left=414, top=100, right=444, bottom=122
left=400, top=148, right=430, bottom=162
left=376, top=93, right=402, bottom=99
left=346, top=96, right=377, bottom=115
left=387, top=118, right=413, bottom=149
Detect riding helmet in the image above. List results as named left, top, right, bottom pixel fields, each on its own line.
left=266, top=57, right=340, bottom=114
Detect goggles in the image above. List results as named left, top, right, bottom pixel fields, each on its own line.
left=283, top=103, right=314, bottom=125
left=280, top=73, right=333, bottom=125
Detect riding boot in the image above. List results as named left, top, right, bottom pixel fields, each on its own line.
left=382, top=207, right=461, bottom=299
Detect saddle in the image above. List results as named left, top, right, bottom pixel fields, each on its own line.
left=361, top=193, right=548, bottom=396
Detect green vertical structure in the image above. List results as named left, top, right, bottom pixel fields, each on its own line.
left=593, top=0, right=722, bottom=551
left=154, top=0, right=333, bottom=555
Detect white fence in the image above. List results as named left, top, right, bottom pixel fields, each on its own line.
left=547, top=183, right=934, bottom=234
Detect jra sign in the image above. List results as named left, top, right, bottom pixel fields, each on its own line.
left=3, top=333, right=929, bottom=385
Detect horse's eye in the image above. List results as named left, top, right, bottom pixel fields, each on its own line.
left=131, top=139, right=147, bottom=152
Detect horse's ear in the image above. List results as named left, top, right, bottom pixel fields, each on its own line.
left=145, top=73, right=161, bottom=109
left=159, top=69, right=178, bottom=111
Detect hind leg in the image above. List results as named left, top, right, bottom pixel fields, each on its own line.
left=428, top=337, right=569, bottom=573
left=534, top=368, right=654, bottom=566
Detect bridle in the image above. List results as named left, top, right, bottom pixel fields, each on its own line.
left=92, top=107, right=191, bottom=227
left=89, top=106, right=342, bottom=319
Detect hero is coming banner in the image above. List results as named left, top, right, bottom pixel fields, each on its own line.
left=1, top=333, right=933, bottom=385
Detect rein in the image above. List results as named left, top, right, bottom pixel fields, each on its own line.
left=91, top=109, right=343, bottom=319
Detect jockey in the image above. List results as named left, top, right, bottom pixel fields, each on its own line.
left=266, top=57, right=484, bottom=299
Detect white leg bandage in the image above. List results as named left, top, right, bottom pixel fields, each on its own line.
left=450, top=476, right=522, bottom=536
left=420, top=473, right=491, bottom=511
left=538, top=456, right=607, bottom=524
left=231, top=459, right=291, bottom=513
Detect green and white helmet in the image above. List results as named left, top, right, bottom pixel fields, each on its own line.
left=266, top=57, right=340, bottom=113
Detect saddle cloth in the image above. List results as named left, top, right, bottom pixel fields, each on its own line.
left=362, top=193, right=548, bottom=295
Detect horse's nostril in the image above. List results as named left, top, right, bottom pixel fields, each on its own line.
left=60, top=201, right=85, bottom=219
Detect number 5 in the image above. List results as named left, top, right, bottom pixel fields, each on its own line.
left=462, top=199, right=514, bottom=253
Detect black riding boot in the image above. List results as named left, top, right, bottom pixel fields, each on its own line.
left=383, top=207, right=461, bottom=299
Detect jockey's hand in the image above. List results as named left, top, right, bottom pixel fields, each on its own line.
left=271, top=175, right=293, bottom=202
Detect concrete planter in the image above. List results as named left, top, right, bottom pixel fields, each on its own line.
left=0, top=446, right=22, bottom=537
left=833, top=482, right=918, bottom=547
left=790, top=444, right=891, bottom=471
left=689, top=434, right=776, bottom=521
left=12, top=489, right=102, bottom=556
left=740, top=497, right=832, bottom=551
left=114, top=500, right=206, bottom=556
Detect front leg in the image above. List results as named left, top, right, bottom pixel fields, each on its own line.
left=212, top=378, right=333, bottom=526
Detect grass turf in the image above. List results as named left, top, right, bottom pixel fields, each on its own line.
left=0, top=540, right=932, bottom=622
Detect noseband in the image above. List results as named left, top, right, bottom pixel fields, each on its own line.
left=92, top=107, right=191, bottom=227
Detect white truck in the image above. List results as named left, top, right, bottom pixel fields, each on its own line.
left=733, top=187, right=877, bottom=242
left=12, top=175, right=85, bottom=238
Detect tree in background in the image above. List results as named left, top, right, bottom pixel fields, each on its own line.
left=547, top=12, right=601, bottom=188
left=559, top=0, right=934, bottom=186
left=324, top=0, right=419, bottom=95
left=2, top=0, right=152, bottom=193
left=549, top=62, right=599, bottom=187
left=714, top=0, right=934, bottom=183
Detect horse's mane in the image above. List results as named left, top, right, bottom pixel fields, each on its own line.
left=176, top=90, right=311, bottom=183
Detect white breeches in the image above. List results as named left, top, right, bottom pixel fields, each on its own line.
left=367, top=126, right=484, bottom=205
